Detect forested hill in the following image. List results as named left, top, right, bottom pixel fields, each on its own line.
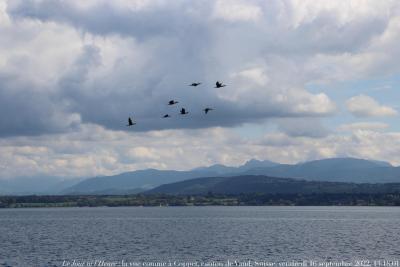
left=146, top=175, right=400, bottom=195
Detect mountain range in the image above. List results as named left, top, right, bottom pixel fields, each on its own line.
left=60, top=159, right=280, bottom=195
left=1, top=157, right=400, bottom=195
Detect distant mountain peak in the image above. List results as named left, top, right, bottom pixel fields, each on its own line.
left=298, top=157, right=392, bottom=168
left=241, top=158, right=279, bottom=169
left=244, top=159, right=262, bottom=165
left=192, top=164, right=236, bottom=174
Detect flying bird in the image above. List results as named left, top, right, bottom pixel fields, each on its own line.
left=189, top=82, right=201, bottom=87
left=163, top=114, right=171, bottom=118
left=180, top=108, right=189, bottom=115
left=127, top=117, right=136, bottom=126
left=168, top=100, right=179, bottom=105
left=203, top=108, right=214, bottom=114
left=215, top=81, right=226, bottom=88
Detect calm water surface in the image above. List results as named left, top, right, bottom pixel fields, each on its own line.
left=0, top=206, right=400, bottom=267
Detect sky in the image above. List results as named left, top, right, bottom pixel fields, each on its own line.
left=1, top=0, right=400, bottom=179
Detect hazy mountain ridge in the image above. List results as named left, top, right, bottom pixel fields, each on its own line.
left=244, top=158, right=398, bottom=183
left=0, top=176, right=83, bottom=195
left=61, top=169, right=222, bottom=195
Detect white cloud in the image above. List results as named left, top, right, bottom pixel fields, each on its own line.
left=212, top=0, right=262, bottom=22
left=338, top=122, right=389, bottom=132
left=256, top=129, right=400, bottom=166
left=0, top=125, right=253, bottom=178
left=287, top=0, right=395, bottom=27
left=285, top=91, right=336, bottom=115
left=232, top=67, right=269, bottom=87
left=346, top=94, right=397, bottom=117
left=2, top=123, right=400, bottom=179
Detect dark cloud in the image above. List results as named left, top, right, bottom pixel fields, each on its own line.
left=275, top=118, right=330, bottom=138
left=0, top=72, right=80, bottom=137
left=7, top=0, right=211, bottom=41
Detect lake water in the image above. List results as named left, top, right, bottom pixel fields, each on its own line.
left=0, top=206, right=400, bottom=267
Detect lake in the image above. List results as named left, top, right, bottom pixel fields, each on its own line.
left=0, top=206, right=400, bottom=267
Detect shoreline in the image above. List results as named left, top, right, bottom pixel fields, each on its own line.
left=1, top=193, right=400, bottom=208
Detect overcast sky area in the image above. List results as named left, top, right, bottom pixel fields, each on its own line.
left=1, top=0, right=400, bottom=179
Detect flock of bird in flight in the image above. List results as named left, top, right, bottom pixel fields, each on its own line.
left=127, top=81, right=227, bottom=126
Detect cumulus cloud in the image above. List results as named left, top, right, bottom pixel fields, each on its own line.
left=256, top=129, right=400, bottom=166
left=3, top=125, right=400, bottom=179
left=346, top=94, right=397, bottom=117
left=0, top=125, right=250, bottom=178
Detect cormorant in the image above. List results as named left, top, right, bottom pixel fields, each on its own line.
left=163, top=114, right=171, bottom=118
left=215, top=81, right=226, bottom=88
left=127, top=117, right=136, bottom=126
left=168, top=100, right=179, bottom=105
left=203, top=108, right=214, bottom=114
left=189, top=82, right=201, bottom=87
left=180, top=108, right=189, bottom=115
